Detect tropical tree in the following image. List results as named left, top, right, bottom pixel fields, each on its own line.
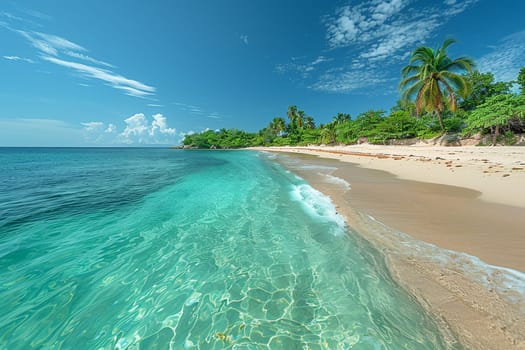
left=399, top=38, right=474, bottom=131
left=466, top=94, right=525, bottom=145
left=518, top=67, right=525, bottom=95
left=304, top=116, right=316, bottom=129
left=460, top=71, right=511, bottom=110
left=320, top=122, right=337, bottom=144
left=268, top=117, right=286, bottom=136
left=286, top=105, right=299, bottom=128
left=296, top=110, right=305, bottom=128
left=333, top=113, right=351, bottom=125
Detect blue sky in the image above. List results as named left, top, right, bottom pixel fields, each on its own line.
left=0, top=0, right=524, bottom=146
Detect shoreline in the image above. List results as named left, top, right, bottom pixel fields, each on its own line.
left=252, top=144, right=525, bottom=209
left=252, top=145, right=525, bottom=350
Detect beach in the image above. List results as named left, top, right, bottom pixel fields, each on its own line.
left=251, top=145, right=525, bottom=350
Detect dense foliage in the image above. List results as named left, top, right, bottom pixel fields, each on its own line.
left=183, top=41, right=525, bottom=148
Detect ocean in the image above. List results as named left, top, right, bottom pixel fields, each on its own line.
left=0, top=148, right=460, bottom=349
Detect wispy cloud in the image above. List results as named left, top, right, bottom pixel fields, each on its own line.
left=18, top=30, right=84, bottom=55
left=2, top=15, right=155, bottom=98
left=308, top=0, right=479, bottom=93
left=1, top=11, right=24, bottom=22
left=64, top=50, right=114, bottom=68
left=147, top=103, right=164, bottom=107
left=81, top=121, right=104, bottom=132
left=41, top=56, right=155, bottom=98
left=3, top=55, right=34, bottom=63
left=311, top=68, right=396, bottom=93
left=276, top=56, right=332, bottom=78
left=172, top=101, right=204, bottom=115
left=240, top=34, right=249, bottom=45
left=478, top=30, right=525, bottom=83
left=23, top=9, right=52, bottom=21
left=325, top=0, right=478, bottom=60
left=172, top=101, right=227, bottom=120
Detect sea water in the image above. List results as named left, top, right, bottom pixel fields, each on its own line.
left=0, top=148, right=461, bottom=349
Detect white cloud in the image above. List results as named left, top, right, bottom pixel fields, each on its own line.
left=33, top=31, right=86, bottom=53
left=120, top=113, right=149, bottom=141
left=118, top=113, right=177, bottom=144
left=207, top=113, right=221, bottom=119
left=78, top=114, right=176, bottom=144
left=1, top=12, right=24, bottom=22
left=42, top=56, right=155, bottom=98
left=311, top=0, right=479, bottom=93
left=147, top=103, right=164, bottom=107
left=8, top=26, right=155, bottom=98
left=326, top=0, right=411, bottom=49
left=16, top=30, right=84, bottom=56
left=3, top=55, right=34, bottom=63
left=311, top=69, right=395, bottom=93
left=478, top=30, right=525, bottom=83
left=150, top=113, right=176, bottom=136
left=64, top=51, right=114, bottom=68
left=172, top=101, right=207, bottom=116
left=23, top=9, right=52, bottom=21
left=81, top=121, right=107, bottom=143
left=276, top=55, right=332, bottom=77
left=105, top=123, right=116, bottom=133
left=81, top=121, right=104, bottom=132
left=240, top=34, right=249, bottom=45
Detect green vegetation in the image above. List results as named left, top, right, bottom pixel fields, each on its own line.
left=183, top=40, right=525, bottom=149
left=465, top=94, right=525, bottom=145
left=518, top=67, right=525, bottom=95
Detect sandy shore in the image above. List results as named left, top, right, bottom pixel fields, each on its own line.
left=250, top=145, right=525, bottom=350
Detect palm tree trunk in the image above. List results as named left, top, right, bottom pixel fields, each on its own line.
left=436, top=110, right=445, bottom=133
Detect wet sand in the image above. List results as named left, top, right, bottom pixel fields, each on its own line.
left=253, top=148, right=525, bottom=350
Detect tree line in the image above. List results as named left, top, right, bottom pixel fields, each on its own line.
left=183, top=40, right=525, bottom=149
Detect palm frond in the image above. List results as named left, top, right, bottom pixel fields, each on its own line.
left=443, top=56, right=475, bottom=73
left=399, top=74, right=422, bottom=89
left=409, top=47, right=434, bottom=64
left=440, top=38, right=456, bottom=52
left=439, top=71, right=471, bottom=98
left=401, top=65, right=421, bottom=77
left=401, top=80, right=423, bottom=102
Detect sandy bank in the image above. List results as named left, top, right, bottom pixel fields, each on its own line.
left=251, top=145, right=525, bottom=350
left=253, top=144, right=525, bottom=208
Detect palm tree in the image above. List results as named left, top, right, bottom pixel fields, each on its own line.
left=304, top=116, right=315, bottom=129
left=286, top=105, right=298, bottom=127
left=268, top=117, right=286, bottom=136
left=321, top=122, right=336, bottom=144
left=296, top=110, right=305, bottom=128
left=399, top=38, right=474, bottom=131
left=333, top=113, right=350, bottom=125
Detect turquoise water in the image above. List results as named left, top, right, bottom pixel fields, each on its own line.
left=0, top=148, right=460, bottom=349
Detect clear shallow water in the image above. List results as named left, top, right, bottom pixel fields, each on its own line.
left=0, top=148, right=460, bottom=349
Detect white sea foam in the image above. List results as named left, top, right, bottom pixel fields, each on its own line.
left=366, top=214, right=525, bottom=308
left=318, top=173, right=351, bottom=190
left=258, top=151, right=277, bottom=159
left=298, top=164, right=337, bottom=171
left=290, top=183, right=347, bottom=236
